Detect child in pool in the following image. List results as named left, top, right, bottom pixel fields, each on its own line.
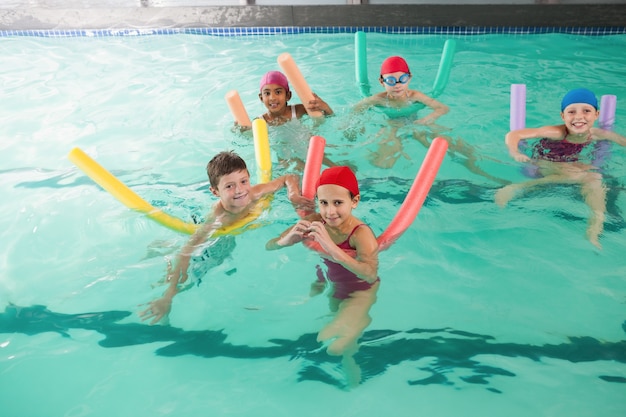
left=495, top=88, right=626, bottom=248
left=266, top=166, right=379, bottom=388
left=257, top=70, right=334, bottom=126
left=140, top=151, right=311, bottom=325
left=353, top=56, right=508, bottom=184
left=255, top=70, right=344, bottom=173
left=353, top=55, right=448, bottom=168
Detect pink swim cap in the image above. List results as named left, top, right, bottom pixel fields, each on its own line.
left=380, top=56, right=410, bottom=75
left=316, top=166, right=359, bottom=197
left=259, top=71, right=290, bottom=93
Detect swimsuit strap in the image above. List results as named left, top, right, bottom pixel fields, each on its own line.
left=340, top=223, right=367, bottom=248
left=291, top=105, right=296, bottom=119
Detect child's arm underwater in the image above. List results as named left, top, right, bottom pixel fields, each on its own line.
left=591, top=127, right=626, bottom=146
left=139, top=209, right=225, bottom=324
left=409, top=91, right=449, bottom=125
left=140, top=174, right=308, bottom=324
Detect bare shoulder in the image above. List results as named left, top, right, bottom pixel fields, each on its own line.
left=541, top=124, right=568, bottom=139
left=407, top=89, right=429, bottom=100
left=352, top=222, right=377, bottom=244
left=294, top=103, right=307, bottom=118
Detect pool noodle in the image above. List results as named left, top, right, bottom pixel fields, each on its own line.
left=354, top=31, right=371, bottom=97
left=252, top=118, right=272, bottom=183
left=594, top=94, right=617, bottom=168
left=510, top=84, right=526, bottom=131
left=599, top=94, right=616, bottom=130
left=277, top=52, right=324, bottom=118
left=301, top=136, right=326, bottom=199
left=301, top=136, right=448, bottom=253
left=68, top=124, right=273, bottom=236
left=353, top=33, right=454, bottom=117
left=68, top=148, right=198, bottom=235
left=225, top=90, right=252, bottom=128
left=377, top=137, right=448, bottom=251
left=430, top=39, right=457, bottom=98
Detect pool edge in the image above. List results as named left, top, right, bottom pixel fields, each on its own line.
left=1, top=4, right=625, bottom=32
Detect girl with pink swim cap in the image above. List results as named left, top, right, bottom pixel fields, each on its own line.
left=255, top=70, right=345, bottom=172
left=257, top=70, right=333, bottom=126
left=266, top=166, right=379, bottom=388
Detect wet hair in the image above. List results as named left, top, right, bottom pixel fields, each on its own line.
left=206, top=151, right=249, bottom=189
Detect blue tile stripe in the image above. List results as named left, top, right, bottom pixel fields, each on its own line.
left=1, top=26, right=625, bottom=37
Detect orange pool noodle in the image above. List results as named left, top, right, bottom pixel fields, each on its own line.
left=225, top=90, right=252, bottom=128
left=277, top=52, right=324, bottom=118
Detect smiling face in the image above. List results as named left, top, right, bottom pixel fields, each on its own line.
left=316, top=184, right=359, bottom=229
left=259, top=84, right=292, bottom=116
left=210, top=169, right=252, bottom=213
left=561, top=103, right=599, bottom=135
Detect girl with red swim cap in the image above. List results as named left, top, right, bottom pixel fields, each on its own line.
left=353, top=55, right=449, bottom=168
left=266, top=166, right=379, bottom=388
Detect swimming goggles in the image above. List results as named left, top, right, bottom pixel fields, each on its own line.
left=381, top=73, right=411, bottom=86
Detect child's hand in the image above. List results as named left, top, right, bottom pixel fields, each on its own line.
left=309, top=280, right=326, bottom=297
left=277, top=220, right=312, bottom=246
left=306, top=93, right=333, bottom=116
left=139, top=296, right=172, bottom=325
left=292, top=196, right=316, bottom=218
left=305, top=221, right=335, bottom=253
left=510, top=151, right=531, bottom=162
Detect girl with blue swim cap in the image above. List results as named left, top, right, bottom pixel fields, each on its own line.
left=496, top=88, right=626, bottom=248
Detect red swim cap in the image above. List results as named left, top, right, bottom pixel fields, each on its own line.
left=259, top=71, right=290, bottom=93
left=380, top=56, right=410, bottom=75
left=316, top=166, right=359, bottom=197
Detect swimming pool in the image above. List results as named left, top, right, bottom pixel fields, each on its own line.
left=1, top=30, right=625, bottom=417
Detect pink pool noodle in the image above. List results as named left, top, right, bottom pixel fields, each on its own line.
left=301, top=136, right=326, bottom=199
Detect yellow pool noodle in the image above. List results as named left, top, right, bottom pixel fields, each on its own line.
left=69, top=128, right=272, bottom=236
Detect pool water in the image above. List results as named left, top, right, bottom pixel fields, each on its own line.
left=1, top=32, right=625, bottom=417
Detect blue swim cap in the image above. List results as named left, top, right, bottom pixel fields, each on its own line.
left=561, top=88, right=598, bottom=111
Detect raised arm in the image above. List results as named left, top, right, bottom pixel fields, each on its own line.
left=306, top=93, right=334, bottom=116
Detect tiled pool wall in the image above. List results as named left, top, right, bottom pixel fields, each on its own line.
left=1, top=4, right=625, bottom=35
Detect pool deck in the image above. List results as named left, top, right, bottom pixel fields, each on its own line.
left=1, top=3, right=625, bottom=31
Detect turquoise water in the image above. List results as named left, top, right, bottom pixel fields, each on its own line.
left=1, top=32, right=625, bottom=416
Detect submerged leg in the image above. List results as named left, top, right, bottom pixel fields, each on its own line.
left=580, top=172, right=607, bottom=249
left=368, top=127, right=407, bottom=169
left=317, top=282, right=379, bottom=387
left=495, top=172, right=578, bottom=207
